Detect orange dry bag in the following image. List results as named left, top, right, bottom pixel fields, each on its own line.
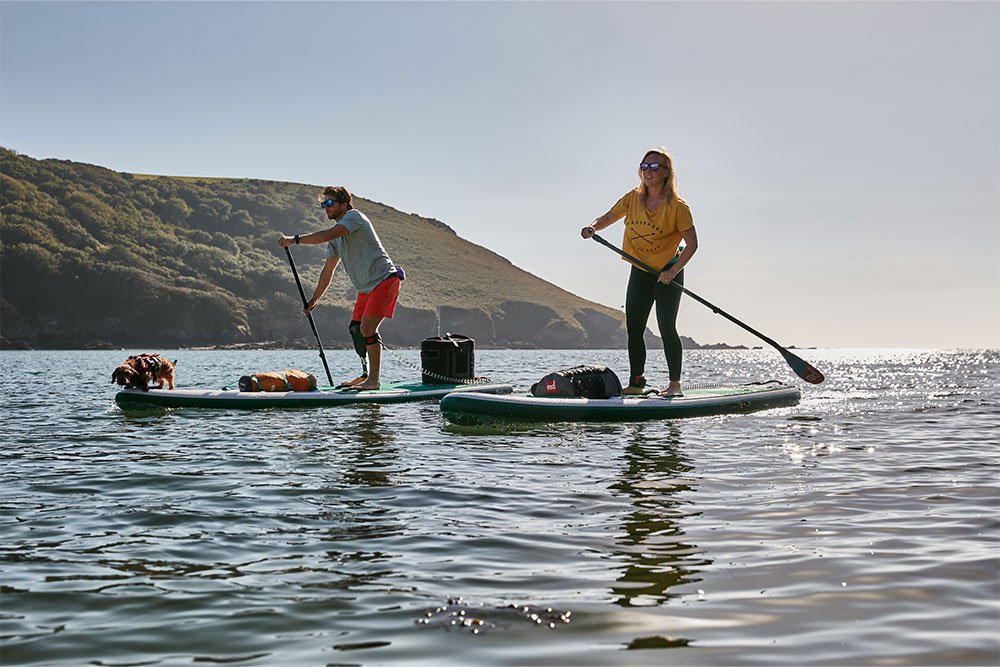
left=238, top=369, right=318, bottom=392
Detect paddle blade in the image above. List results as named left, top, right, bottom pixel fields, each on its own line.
left=781, top=349, right=825, bottom=384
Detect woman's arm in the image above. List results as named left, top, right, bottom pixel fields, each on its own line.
left=658, top=226, right=698, bottom=285
left=581, top=209, right=625, bottom=238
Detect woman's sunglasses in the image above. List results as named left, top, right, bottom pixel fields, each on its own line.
left=639, top=162, right=665, bottom=172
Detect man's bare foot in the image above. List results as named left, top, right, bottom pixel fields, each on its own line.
left=336, top=375, right=368, bottom=388
left=351, top=379, right=381, bottom=391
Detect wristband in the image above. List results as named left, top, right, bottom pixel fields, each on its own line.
left=294, top=234, right=300, bottom=244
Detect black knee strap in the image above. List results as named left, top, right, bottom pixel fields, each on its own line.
left=364, top=332, right=382, bottom=346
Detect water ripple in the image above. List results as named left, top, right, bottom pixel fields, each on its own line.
left=1, top=349, right=997, bottom=665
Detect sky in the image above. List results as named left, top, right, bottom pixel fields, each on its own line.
left=2, top=1, right=997, bottom=349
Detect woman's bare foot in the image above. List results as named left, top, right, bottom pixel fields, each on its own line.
left=660, top=381, right=683, bottom=398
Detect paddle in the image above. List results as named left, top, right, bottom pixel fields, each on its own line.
left=284, top=247, right=335, bottom=386
left=589, top=233, right=825, bottom=384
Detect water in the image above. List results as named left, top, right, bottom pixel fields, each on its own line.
left=1, top=348, right=997, bottom=666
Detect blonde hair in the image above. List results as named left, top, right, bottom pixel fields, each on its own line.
left=637, top=147, right=679, bottom=205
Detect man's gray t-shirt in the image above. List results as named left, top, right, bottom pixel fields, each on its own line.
left=324, top=209, right=396, bottom=293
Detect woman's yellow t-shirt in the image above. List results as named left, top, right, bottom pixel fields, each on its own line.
left=610, top=190, right=694, bottom=271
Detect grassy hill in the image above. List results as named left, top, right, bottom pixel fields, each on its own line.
left=1, top=147, right=632, bottom=350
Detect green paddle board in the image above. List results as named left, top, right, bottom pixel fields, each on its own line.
left=115, top=381, right=513, bottom=411
left=440, top=382, right=801, bottom=424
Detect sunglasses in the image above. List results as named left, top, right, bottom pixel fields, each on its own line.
left=639, top=162, right=665, bottom=172
left=319, top=198, right=339, bottom=209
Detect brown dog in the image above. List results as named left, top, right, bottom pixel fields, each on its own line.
left=111, top=354, right=177, bottom=391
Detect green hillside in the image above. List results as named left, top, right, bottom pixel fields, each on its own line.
left=1, top=148, right=631, bottom=349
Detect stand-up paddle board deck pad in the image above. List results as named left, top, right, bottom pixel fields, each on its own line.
left=115, top=382, right=513, bottom=410
left=440, top=382, right=800, bottom=424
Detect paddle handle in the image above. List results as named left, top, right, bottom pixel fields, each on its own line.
left=285, top=247, right=335, bottom=386
left=590, top=233, right=824, bottom=384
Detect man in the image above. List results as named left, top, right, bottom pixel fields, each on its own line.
left=278, top=186, right=403, bottom=390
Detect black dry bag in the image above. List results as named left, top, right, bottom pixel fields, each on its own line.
left=530, top=365, right=623, bottom=399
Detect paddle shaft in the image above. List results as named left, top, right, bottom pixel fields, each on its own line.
left=284, top=247, right=335, bottom=386
left=590, top=233, right=824, bottom=384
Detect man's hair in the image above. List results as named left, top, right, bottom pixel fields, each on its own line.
left=321, top=186, right=353, bottom=207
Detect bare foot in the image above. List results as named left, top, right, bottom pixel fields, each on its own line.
left=660, top=381, right=683, bottom=398
left=351, top=380, right=381, bottom=391
left=336, top=375, right=368, bottom=388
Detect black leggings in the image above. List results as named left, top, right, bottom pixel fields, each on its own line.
left=625, top=266, right=684, bottom=382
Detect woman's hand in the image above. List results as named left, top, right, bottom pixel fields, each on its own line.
left=278, top=235, right=295, bottom=248
left=581, top=226, right=596, bottom=239
left=658, top=268, right=679, bottom=285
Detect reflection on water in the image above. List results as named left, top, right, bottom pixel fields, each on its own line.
left=610, top=424, right=707, bottom=609
left=306, top=405, right=408, bottom=598
left=337, top=404, right=402, bottom=488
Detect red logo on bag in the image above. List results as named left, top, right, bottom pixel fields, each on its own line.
left=546, top=379, right=558, bottom=393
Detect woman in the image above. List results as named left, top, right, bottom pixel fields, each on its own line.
left=581, top=148, right=698, bottom=397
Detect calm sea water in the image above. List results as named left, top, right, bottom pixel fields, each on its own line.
left=1, top=348, right=997, bottom=666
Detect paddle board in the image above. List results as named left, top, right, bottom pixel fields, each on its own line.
left=115, top=381, right=513, bottom=410
left=439, top=382, right=800, bottom=424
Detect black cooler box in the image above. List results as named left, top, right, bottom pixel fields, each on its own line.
left=420, top=334, right=475, bottom=384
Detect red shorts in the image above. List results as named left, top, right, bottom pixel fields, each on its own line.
left=351, top=275, right=401, bottom=320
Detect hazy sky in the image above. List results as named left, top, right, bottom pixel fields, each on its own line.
left=2, top=1, right=997, bottom=348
